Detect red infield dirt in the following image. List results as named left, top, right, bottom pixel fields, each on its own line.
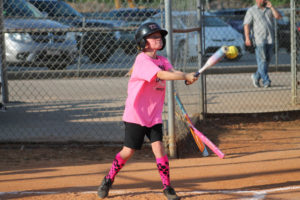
left=1, top=112, right=300, bottom=200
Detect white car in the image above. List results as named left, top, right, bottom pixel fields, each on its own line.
left=4, top=0, right=78, bottom=70
left=144, top=11, right=245, bottom=65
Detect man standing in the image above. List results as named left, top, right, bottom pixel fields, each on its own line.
left=244, top=0, right=282, bottom=88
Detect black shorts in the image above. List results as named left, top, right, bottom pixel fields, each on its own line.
left=124, top=122, right=163, bottom=150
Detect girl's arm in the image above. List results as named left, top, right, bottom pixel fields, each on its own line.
left=157, top=69, right=198, bottom=84
left=170, top=69, right=186, bottom=75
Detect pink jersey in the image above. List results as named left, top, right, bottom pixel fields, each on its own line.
left=123, top=52, right=173, bottom=127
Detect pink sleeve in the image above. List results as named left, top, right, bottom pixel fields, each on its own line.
left=159, top=56, right=173, bottom=71
left=132, top=54, right=161, bottom=82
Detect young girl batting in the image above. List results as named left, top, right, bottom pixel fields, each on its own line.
left=98, top=22, right=198, bottom=200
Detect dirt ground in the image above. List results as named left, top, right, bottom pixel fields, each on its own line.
left=1, top=111, right=300, bottom=200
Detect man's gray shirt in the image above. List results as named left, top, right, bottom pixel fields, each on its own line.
left=243, top=5, right=275, bottom=45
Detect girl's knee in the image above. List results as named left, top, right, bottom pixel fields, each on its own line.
left=151, top=141, right=165, bottom=157
left=120, top=146, right=135, bottom=160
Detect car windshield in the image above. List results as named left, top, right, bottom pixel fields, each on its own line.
left=177, top=13, right=228, bottom=28
left=101, top=9, right=158, bottom=22
left=4, top=0, right=44, bottom=18
left=204, top=16, right=228, bottom=27
left=29, top=1, right=83, bottom=18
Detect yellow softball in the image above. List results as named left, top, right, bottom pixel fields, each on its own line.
left=226, top=46, right=239, bottom=59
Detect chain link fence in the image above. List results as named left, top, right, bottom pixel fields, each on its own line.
left=0, top=0, right=164, bottom=142
left=172, top=0, right=300, bottom=114
left=0, top=0, right=299, bottom=143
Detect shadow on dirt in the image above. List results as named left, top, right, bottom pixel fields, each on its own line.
left=176, top=110, right=300, bottom=158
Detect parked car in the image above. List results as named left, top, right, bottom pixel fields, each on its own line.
left=209, top=8, right=254, bottom=53
left=276, top=13, right=291, bottom=52
left=209, top=8, right=247, bottom=34
left=28, top=0, right=120, bottom=63
left=3, top=0, right=78, bottom=70
left=144, top=11, right=245, bottom=65
left=83, top=8, right=160, bottom=55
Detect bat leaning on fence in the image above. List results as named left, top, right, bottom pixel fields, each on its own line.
left=185, top=46, right=228, bottom=85
left=175, top=93, right=225, bottom=159
left=174, top=93, right=209, bottom=157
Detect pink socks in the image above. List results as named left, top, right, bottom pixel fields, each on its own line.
left=156, top=154, right=170, bottom=189
left=105, top=153, right=171, bottom=189
left=106, top=153, right=127, bottom=182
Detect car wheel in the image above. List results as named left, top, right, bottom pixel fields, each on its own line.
left=233, top=54, right=242, bottom=61
left=245, top=45, right=255, bottom=54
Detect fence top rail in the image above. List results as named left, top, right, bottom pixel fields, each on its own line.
left=2, top=27, right=134, bottom=33
left=173, top=27, right=201, bottom=33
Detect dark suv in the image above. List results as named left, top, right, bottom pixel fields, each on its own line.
left=84, top=8, right=159, bottom=55
left=28, top=0, right=119, bottom=63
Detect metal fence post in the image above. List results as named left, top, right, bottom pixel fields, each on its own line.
left=290, top=0, right=297, bottom=105
left=274, top=20, right=278, bottom=71
left=0, top=0, right=8, bottom=103
left=197, top=0, right=206, bottom=119
left=165, top=0, right=177, bottom=158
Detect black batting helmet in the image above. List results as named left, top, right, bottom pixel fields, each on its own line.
left=135, top=22, right=168, bottom=51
